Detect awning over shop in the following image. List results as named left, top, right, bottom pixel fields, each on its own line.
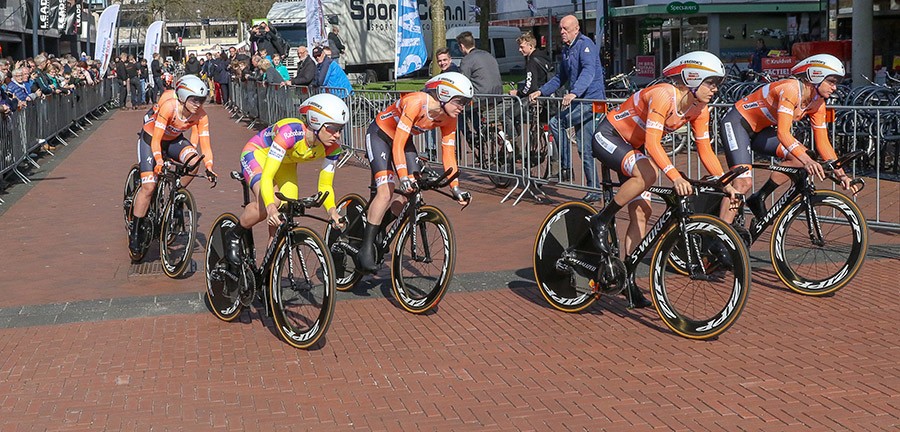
left=611, top=2, right=822, bottom=17
left=0, top=32, right=23, bottom=43
left=490, top=16, right=556, bottom=28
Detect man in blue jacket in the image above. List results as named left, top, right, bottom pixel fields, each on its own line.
left=529, top=15, right=606, bottom=202
left=313, top=45, right=353, bottom=98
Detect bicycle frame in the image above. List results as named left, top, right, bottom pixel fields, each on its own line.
left=737, top=164, right=812, bottom=243
left=594, top=168, right=723, bottom=297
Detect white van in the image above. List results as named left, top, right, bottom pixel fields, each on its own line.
left=446, top=26, right=524, bottom=74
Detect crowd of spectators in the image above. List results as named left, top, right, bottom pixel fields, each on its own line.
left=1, top=53, right=108, bottom=150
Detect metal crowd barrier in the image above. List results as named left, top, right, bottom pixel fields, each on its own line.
left=225, top=84, right=899, bottom=230
left=1, top=80, right=116, bottom=191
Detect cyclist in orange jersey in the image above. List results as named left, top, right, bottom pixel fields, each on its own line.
left=588, top=51, right=734, bottom=308
left=128, top=75, right=217, bottom=256
left=143, top=88, right=201, bottom=146
left=709, top=54, right=859, bottom=224
left=355, top=72, right=473, bottom=272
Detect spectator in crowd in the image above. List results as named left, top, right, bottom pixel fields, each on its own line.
left=259, top=59, right=285, bottom=86
left=150, top=53, right=164, bottom=101
left=185, top=53, right=202, bottom=75
left=0, top=59, right=11, bottom=85
left=435, top=47, right=459, bottom=74
left=291, top=46, right=316, bottom=86
left=213, top=52, right=232, bottom=104
left=0, top=71, right=22, bottom=114
left=126, top=55, right=142, bottom=109
left=328, top=25, right=346, bottom=66
left=272, top=53, right=290, bottom=81
left=498, top=31, right=552, bottom=152
left=33, top=55, right=60, bottom=96
left=529, top=15, right=606, bottom=202
left=456, top=31, right=502, bottom=152
left=250, top=21, right=287, bottom=57
left=114, top=53, right=128, bottom=108
left=7, top=68, right=37, bottom=106
left=313, top=45, right=352, bottom=97
left=749, top=38, right=767, bottom=73
left=138, top=57, right=150, bottom=104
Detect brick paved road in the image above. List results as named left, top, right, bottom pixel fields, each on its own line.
left=0, top=105, right=897, bottom=430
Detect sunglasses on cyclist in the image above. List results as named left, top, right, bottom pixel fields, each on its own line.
left=186, top=96, right=206, bottom=105
left=322, top=123, right=345, bottom=134
left=448, top=97, right=472, bottom=107
left=701, top=76, right=724, bottom=87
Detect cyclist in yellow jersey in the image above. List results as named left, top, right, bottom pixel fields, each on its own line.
left=224, top=93, right=348, bottom=265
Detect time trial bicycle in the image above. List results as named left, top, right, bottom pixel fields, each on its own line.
left=326, top=162, right=470, bottom=314
left=204, top=171, right=336, bottom=349
left=533, top=166, right=752, bottom=340
left=123, top=153, right=215, bottom=277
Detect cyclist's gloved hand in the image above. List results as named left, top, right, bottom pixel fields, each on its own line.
left=205, top=168, right=218, bottom=184
left=399, top=176, right=417, bottom=194
left=153, top=158, right=165, bottom=176
left=451, top=186, right=471, bottom=204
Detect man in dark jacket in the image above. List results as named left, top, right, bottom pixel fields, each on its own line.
left=499, top=32, right=552, bottom=153
left=327, top=25, right=346, bottom=66
left=529, top=15, right=606, bottom=199
left=456, top=31, right=502, bottom=151
left=184, top=53, right=202, bottom=75
left=213, top=52, right=232, bottom=104
left=250, top=22, right=285, bottom=57
left=114, top=53, right=128, bottom=108
left=126, top=55, right=142, bottom=109
left=290, top=45, right=316, bottom=86
left=150, top=53, right=164, bottom=102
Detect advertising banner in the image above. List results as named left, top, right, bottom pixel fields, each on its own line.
left=59, top=0, right=82, bottom=36
left=636, top=55, right=656, bottom=78
left=761, top=56, right=796, bottom=78
left=94, top=4, right=120, bottom=77
left=144, top=20, right=164, bottom=87
left=305, top=0, right=325, bottom=48
left=395, top=0, right=427, bottom=77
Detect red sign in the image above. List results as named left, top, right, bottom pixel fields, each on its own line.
left=636, top=55, right=656, bottom=78
left=761, top=56, right=797, bottom=78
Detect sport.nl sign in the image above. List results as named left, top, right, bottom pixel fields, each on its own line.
left=762, top=56, right=797, bottom=78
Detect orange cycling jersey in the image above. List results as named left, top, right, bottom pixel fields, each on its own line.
left=142, top=97, right=212, bottom=169
left=144, top=90, right=200, bottom=146
left=374, top=92, right=459, bottom=187
left=734, top=78, right=836, bottom=161
left=606, top=83, right=717, bottom=180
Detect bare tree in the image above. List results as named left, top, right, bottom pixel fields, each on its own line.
left=478, top=0, right=489, bottom=51
left=430, top=0, right=446, bottom=76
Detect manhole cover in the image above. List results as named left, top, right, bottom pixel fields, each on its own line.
left=128, top=260, right=196, bottom=277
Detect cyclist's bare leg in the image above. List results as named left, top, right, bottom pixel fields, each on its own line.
left=720, top=175, right=753, bottom=224
left=132, top=181, right=155, bottom=218
left=366, top=183, right=395, bottom=226
left=624, top=199, right=652, bottom=257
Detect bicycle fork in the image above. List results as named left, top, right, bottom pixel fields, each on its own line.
left=803, top=197, right=826, bottom=247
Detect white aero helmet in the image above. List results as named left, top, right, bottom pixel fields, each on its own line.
left=175, top=74, right=209, bottom=103
left=424, top=72, right=474, bottom=104
left=298, top=93, right=349, bottom=132
left=662, top=51, right=726, bottom=90
left=791, top=54, right=845, bottom=85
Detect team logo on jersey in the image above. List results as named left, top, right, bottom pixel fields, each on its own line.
left=614, top=110, right=631, bottom=121
left=742, top=102, right=759, bottom=110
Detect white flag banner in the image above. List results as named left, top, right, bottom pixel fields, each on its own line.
left=94, top=4, right=120, bottom=77
left=144, top=20, right=164, bottom=87
left=306, top=0, right=326, bottom=48
left=595, top=0, right=605, bottom=48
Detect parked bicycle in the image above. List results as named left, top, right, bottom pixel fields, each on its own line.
left=326, top=162, right=470, bottom=314
left=678, top=150, right=868, bottom=296
left=123, top=153, right=215, bottom=277
left=533, top=166, right=752, bottom=340
left=204, top=171, right=336, bottom=349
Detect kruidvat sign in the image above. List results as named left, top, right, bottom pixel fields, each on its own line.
left=762, top=56, right=797, bottom=78
left=666, top=1, right=699, bottom=15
